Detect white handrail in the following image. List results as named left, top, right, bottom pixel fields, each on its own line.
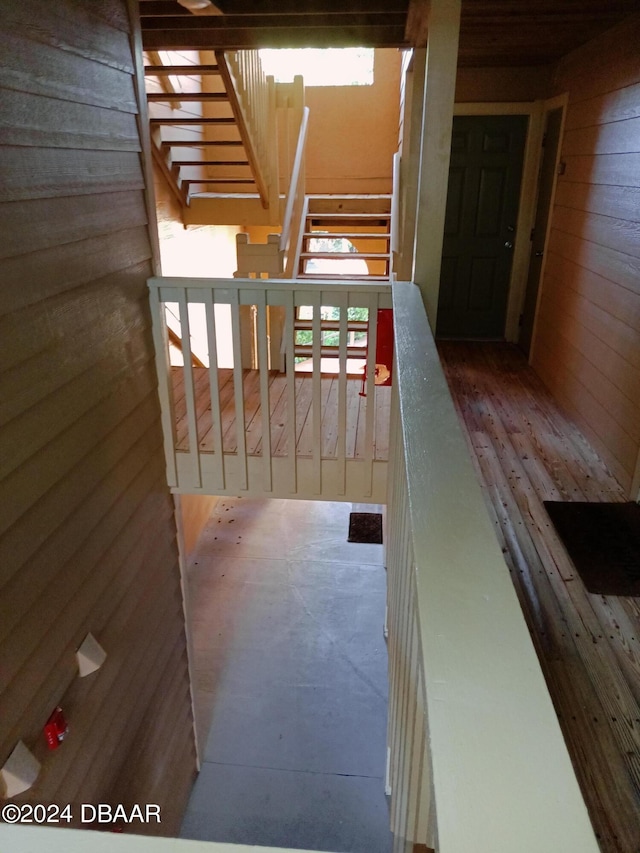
left=280, top=105, right=309, bottom=276
left=216, top=50, right=276, bottom=211
left=386, top=281, right=600, bottom=852
left=390, top=150, right=401, bottom=275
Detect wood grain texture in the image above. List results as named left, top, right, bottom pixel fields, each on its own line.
left=439, top=341, right=640, bottom=853
left=0, top=90, right=140, bottom=151
left=170, top=367, right=390, bottom=461
left=0, top=0, right=195, bottom=832
left=532, top=16, right=640, bottom=497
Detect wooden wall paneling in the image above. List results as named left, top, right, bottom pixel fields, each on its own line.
left=42, top=585, right=181, bottom=807
left=0, top=474, right=174, bottom=762
left=0, top=91, right=139, bottom=152
left=65, top=604, right=185, bottom=805
left=0, top=362, right=158, bottom=530
left=532, top=330, right=639, bottom=461
left=552, top=14, right=640, bottom=102
left=533, top=339, right=635, bottom=492
left=560, top=152, right=640, bottom=188
left=0, top=229, right=152, bottom=315
left=553, top=182, right=640, bottom=222
left=0, top=434, right=170, bottom=720
left=0, top=263, right=150, bottom=371
left=0, top=0, right=195, bottom=826
left=0, top=147, right=144, bottom=201
left=552, top=206, right=640, bottom=261
left=562, top=116, right=640, bottom=157
left=107, top=650, right=196, bottom=834
left=0, top=193, right=148, bottom=261
left=0, top=0, right=135, bottom=73
left=0, top=299, right=149, bottom=436
left=0, top=33, right=138, bottom=111
left=0, top=422, right=168, bottom=653
left=563, top=81, right=640, bottom=132
left=540, top=266, right=640, bottom=373
left=546, top=229, right=639, bottom=296
left=0, top=383, right=160, bottom=583
left=541, top=252, right=640, bottom=337
left=127, top=0, right=163, bottom=275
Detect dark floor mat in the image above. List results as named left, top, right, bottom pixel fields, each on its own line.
left=348, top=512, right=383, bottom=544
left=543, top=501, right=640, bottom=596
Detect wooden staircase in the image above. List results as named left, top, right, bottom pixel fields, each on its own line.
left=143, top=49, right=276, bottom=214
left=298, top=196, right=392, bottom=281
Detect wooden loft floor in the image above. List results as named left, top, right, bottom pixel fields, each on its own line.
left=438, top=341, right=640, bottom=853
left=171, top=366, right=390, bottom=461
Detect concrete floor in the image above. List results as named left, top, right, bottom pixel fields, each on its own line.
left=180, top=497, right=393, bottom=853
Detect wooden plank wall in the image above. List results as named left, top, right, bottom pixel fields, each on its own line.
left=531, top=14, right=640, bottom=496
left=0, top=0, right=196, bottom=833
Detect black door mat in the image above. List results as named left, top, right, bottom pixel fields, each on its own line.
left=543, top=501, right=640, bottom=596
left=348, top=512, right=383, bottom=544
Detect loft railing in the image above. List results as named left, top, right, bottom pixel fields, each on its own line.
left=216, top=49, right=279, bottom=216
left=385, top=281, right=600, bottom=853
left=148, top=276, right=392, bottom=503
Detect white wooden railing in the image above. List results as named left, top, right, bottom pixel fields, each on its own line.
left=390, top=151, right=401, bottom=277
left=149, top=276, right=392, bottom=503
left=234, top=87, right=309, bottom=282
left=216, top=49, right=278, bottom=216
left=280, top=104, right=309, bottom=278
left=385, top=281, right=600, bottom=853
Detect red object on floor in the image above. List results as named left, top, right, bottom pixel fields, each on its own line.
left=44, top=707, right=68, bottom=750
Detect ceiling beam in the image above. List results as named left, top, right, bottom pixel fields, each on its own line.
left=142, top=24, right=409, bottom=49
left=405, top=0, right=429, bottom=47
left=139, top=0, right=409, bottom=12
left=141, top=12, right=408, bottom=30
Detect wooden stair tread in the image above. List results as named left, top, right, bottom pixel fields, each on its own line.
left=298, top=273, right=390, bottom=281
left=308, top=212, right=391, bottom=220
left=304, top=231, right=391, bottom=240
left=161, top=140, right=243, bottom=147
left=183, top=178, right=255, bottom=184
left=172, top=160, right=249, bottom=167
left=300, top=251, right=390, bottom=260
left=150, top=117, right=236, bottom=125
left=144, top=64, right=220, bottom=76
left=147, top=92, right=228, bottom=102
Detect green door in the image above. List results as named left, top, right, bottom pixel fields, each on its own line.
left=437, top=115, right=528, bottom=338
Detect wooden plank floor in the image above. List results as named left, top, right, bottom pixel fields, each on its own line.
left=170, top=367, right=391, bottom=461
left=438, top=341, right=640, bottom=853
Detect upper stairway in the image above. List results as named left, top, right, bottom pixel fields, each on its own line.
left=299, top=195, right=392, bottom=281
left=143, top=47, right=282, bottom=224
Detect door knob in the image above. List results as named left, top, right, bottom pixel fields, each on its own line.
left=535, top=250, right=544, bottom=257
left=504, top=241, right=513, bottom=249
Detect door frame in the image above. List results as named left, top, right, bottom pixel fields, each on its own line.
left=452, top=97, right=566, bottom=343
left=523, top=93, right=569, bottom=363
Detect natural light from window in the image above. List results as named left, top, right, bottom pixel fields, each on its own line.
left=258, top=48, right=374, bottom=86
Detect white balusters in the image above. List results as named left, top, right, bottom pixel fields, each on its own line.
left=148, top=276, right=391, bottom=502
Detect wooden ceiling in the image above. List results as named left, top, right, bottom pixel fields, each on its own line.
left=139, top=0, right=640, bottom=66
